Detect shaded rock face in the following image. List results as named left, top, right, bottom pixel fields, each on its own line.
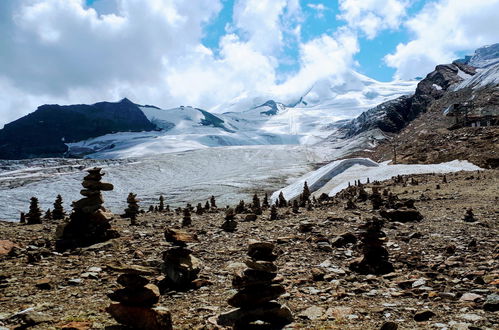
left=56, top=167, right=119, bottom=251
left=0, top=98, right=156, bottom=159
left=343, top=62, right=476, bottom=137
left=217, top=240, right=293, bottom=328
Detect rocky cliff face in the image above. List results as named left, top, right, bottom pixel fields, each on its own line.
left=0, top=98, right=156, bottom=159
left=342, top=61, right=477, bottom=137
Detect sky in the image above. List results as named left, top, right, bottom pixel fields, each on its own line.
left=1, top=0, right=499, bottom=126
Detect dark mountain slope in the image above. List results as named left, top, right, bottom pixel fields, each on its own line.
left=0, top=98, right=156, bottom=159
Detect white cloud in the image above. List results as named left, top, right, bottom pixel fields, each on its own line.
left=385, top=0, right=499, bottom=79
left=307, top=3, right=327, bottom=18
left=338, top=0, right=409, bottom=39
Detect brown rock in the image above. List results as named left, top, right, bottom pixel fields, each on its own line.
left=0, top=240, right=19, bottom=256
left=244, top=259, right=277, bottom=273
left=108, top=284, right=160, bottom=307
left=106, top=303, right=172, bottom=330
left=117, top=273, right=150, bottom=289
left=228, top=284, right=285, bottom=307
left=164, top=228, right=199, bottom=246
left=217, top=302, right=293, bottom=327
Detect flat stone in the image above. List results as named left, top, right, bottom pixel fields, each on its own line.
left=106, top=262, right=157, bottom=275
left=117, top=273, right=150, bottom=289
left=244, top=259, right=277, bottom=273
left=217, top=302, right=293, bottom=327
left=228, top=284, right=285, bottom=308
left=106, top=304, right=172, bottom=330
left=459, top=313, right=483, bottom=321
left=164, top=228, right=198, bottom=246
left=35, top=277, right=52, bottom=290
left=247, top=241, right=276, bottom=261
left=108, top=284, right=160, bottom=306
left=298, top=305, right=325, bottom=320
left=459, top=293, right=482, bottom=302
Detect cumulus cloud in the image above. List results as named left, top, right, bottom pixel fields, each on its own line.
left=385, top=0, right=499, bottom=79
left=338, top=0, right=409, bottom=39
left=0, top=0, right=313, bottom=125
left=307, top=3, right=327, bottom=18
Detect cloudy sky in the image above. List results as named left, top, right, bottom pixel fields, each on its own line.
left=1, top=0, right=498, bottom=126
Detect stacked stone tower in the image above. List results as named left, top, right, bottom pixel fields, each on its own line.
left=107, top=272, right=172, bottom=330
left=52, top=195, right=65, bottom=220
left=124, top=193, right=140, bottom=225
left=218, top=240, right=293, bottom=328
left=26, top=197, right=42, bottom=224
left=56, top=167, right=118, bottom=251
left=349, top=217, right=394, bottom=275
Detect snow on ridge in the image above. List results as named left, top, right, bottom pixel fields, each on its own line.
left=272, top=158, right=481, bottom=202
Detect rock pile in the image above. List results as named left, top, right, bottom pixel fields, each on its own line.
left=217, top=240, right=293, bottom=328
left=26, top=197, right=42, bottom=225
left=221, top=208, right=237, bottom=232
left=55, top=167, right=119, bottom=251
left=269, top=205, right=278, bottom=220
left=463, top=208, right=476, bottom=222
left=52, top=195, right=65, bottom=220
left=124, top=193, right=140, bottom=225
left=107, top=272, right=172, bottom=330
left=161, top=229, right=202, bottom=290
left=181, top=208, right=192, bottom=227
left=349, top=218, right=394, bottom=275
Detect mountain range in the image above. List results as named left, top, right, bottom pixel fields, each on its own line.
left=0, top=44, right=498, bottom=160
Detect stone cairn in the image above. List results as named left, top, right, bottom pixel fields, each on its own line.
left=217, top=240, right=293, bottom=328
left=43, top=209, right=52, bottom=221
left=262, top=193, right=270, bottom=209
left=349, top=217, right=394, bottom=275
left=292, top=200, right=299, bottom=214
left=26, top=197, right=42, bottom=225
left=196, top=203, right=204, bottom=215
left=181, top=207, right=192, bottom=227
left=158, top=195, right=165, bottom=212
left=252, top=194, right=262, bottom=215
left=107, top=272, right=172, bottom=330
left=210, top=195, right=217, bottom=209
left=463, top=208, right=476, bottom=222
left=161, top=228, right=202, bottom=290
left=277, top=192, right=287, bottom=208
left=56, top=167, right=118, bottom=251
left=299, top=181, right=311, bottom=207
left=269, top=205, right=279, bottom=221
left=221, top=208, right=237, bottom=232
left=52, top=195, right=65, bottom=220
left=19, top=212, right=26, bottom=224
left=124, top=193, right=140, bottom=225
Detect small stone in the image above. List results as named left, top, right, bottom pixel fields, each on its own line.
left=19, top=311, right=52, bottom=326
left=117, top=273, right=150, bottom=289
left=459, top=293, right=482, bottom=302
left=298, top=305, right=325, bottom=320
left=310, top=268, right=325, bottom=281
left=68, top=278, right=83, bottom=285
left=244, top=259, right=277, bottom=273
left=217, top=302, right=293, bottom=327
left=244, top=214, right=258, bottom=221
left=228, top=284, right=285, bottom=308
left=380, top=321, right=398, bottom=330
left=459, top=313, right=483, bottom=321
left=412, top=278, right=427, bottom=288
left=414, top=310, right=435, bottom=322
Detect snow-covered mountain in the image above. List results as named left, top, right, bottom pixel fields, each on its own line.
left=64, top=71, right=418, bottom=159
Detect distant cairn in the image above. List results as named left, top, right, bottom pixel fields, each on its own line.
left=26, top=197, right=42, bottom=225
left=124, top=193, right=140, bottom=225
left=221, top=208, right=237, bottom=232
left=55, top=167, right=119, bottom=251
left=52, top=195, right=65, bottom=220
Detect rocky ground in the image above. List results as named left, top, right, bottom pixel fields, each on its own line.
left=0, top=169, right=498, bottom=329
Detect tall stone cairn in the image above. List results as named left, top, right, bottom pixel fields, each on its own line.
left=107, top=272, right=172, bottom=330
left=19, top=212, right=26, bottom=224
left=269, top=205, right=278, bottom=221
left=195, top=203, right=204, bottom=215
left=349, top=217, right=394, bottom=275
left=217, top=240, right=293, bottom=328
left=158, top=195, right=165, bottom=212
left=52, top=195, right=65, bottom=220
left=56, top=167, right=118, bottom=251
left=252, top=194, right=262, bottom=215
left=300, top=181, right=311, bottom=207
left=161, top=229, right=202, bottom=290
left=262, top=193, right=270, bottom=209
left=26, top=197, right=42, bottom=225
left=124, top=193, right=140, bottom=225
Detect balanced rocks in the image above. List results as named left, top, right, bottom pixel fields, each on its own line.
left=217, top=240, right=293, bottom=328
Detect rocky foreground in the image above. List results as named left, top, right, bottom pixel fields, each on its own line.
left=0, top=169, right=498, bottom=329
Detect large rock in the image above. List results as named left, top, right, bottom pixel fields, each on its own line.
left=106, top=304, right=172, bottom=330
left=228, top=284, right=286, bottom=307
left=108, top=284, right=160, bottom=307
left=379, top=208, right=423, bottom=222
